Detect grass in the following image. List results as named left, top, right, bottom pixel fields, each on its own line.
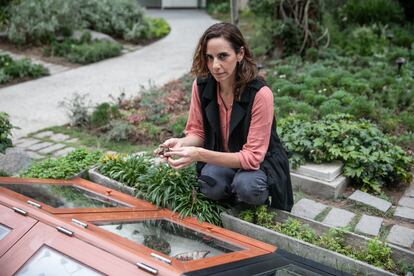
left=31, top=126, right=155, bottom=154
left=346, top=201, right=395, bottom=219
left=314, top=207, right=332, bottom=222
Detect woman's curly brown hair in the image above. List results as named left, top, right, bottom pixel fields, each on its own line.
left=191, top=22, right=257, bottom=99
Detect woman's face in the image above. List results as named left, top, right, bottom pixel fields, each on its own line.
left=206, top=37, right=244, bottom=85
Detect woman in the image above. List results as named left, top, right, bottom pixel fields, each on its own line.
left=162, top=22, right=293, bottom=210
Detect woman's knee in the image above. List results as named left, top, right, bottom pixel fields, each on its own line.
left=199, top=164, right=235, bottom=201
left=232, top=170, right=269, bottom=205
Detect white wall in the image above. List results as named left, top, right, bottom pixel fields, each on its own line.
left=162, top=0, right=201, bottom=8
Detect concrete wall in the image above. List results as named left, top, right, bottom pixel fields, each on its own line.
left=138, top=0, right=206, bottom=8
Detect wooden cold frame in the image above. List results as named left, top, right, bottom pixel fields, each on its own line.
left=0, top=177, right=158, bottom=214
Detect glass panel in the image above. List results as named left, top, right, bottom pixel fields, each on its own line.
left=97, top=219, right=242, bottom=261
left=255, top=264, right=322, bottom=276
left=0, top=183, right=128, bottom=208
left=16, top=246, right=102, bottom=276
left=0, top=224, right=11, bottom=240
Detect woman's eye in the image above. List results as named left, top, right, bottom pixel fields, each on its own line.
left=218, top=53, right=228, bottom=60
left=206, top=55, right=213, bottom=60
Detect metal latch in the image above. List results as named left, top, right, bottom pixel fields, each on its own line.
left=27, top=200, right=42, bottom=208
left=150, top=253, right=172, bottom=264
left=12, top=207, right=27, bottom=216
left=136, top=263, right=158, bottom=275
left=71, top=218, right=88, bottom=228
left=56, top=226, right=74, bottom=237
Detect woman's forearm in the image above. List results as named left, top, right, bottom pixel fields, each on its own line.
left=197, top=147, right=242, bottom=168
left=181, top=134, right=204, bottom=147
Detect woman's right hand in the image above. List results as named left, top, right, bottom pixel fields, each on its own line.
left=162, top=137, right=183, bottom=150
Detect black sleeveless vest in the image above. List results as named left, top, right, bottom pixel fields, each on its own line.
left=196, top=75, right=294, bottom=211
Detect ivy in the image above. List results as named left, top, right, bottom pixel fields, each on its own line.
left=279, top=114, right=413, bottom=193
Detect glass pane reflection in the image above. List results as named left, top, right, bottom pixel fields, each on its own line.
left=0, top=224, right=11, bottom=240
left=97, top=219, right=242, bottom=261
left=0, top=183, right=128, bottom=208
left=16, top=246, right=102, bottom=276
left=256, top=264, right=322, bottom=276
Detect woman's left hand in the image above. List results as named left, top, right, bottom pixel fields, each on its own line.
left=164, top=146, right=199, bottom=169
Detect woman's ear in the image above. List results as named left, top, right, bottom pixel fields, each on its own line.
left=237, top=46, right=245, bottom=62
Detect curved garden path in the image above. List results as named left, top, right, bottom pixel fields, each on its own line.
left=0, top=9, right=217, bottom=139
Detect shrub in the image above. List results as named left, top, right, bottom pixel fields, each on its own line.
left=0, top=54, right=49, bottom=83
left=80, top=0, right=169, bottom=43
left=104, top=120, right=135, bottom=142
left=0, top=112, right=13, bottom=153
left=21, top=148, right=102, bottom=179
left=278, top=114, right=413, bottom=193
left=59, top=93, right=91, bottom=128
left=45, top=37, right=122, bottom=64
left=90, top=103, right=120, bottom=128
left=341, top=0, right=404, bottom=26
left=8, top=0, right=80, bottom=45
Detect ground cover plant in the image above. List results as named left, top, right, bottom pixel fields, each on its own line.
left=238, top=206, right=406, bottom=274
left=60, top=74, right=193, bottom=147
left=0, top=53, right=48, bottom=84
left=278, top=114, right=413, bottom=193
left=97, top=152, right=227, bottom=225
left=43, top=32, right=122, bottom=64
left=21, top=148, right=102, bottom=179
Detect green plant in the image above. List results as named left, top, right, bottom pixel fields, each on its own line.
left=278, top=114, right=413, bottom=193
left=0, top=112, right=13, bottom=153
left=91, top=102, right=120, bottom=128
left=340, top=0, right=404, bottom=26
left=98, top=153, right=151, bottom=187
left=45, top=38, right=122, bottom=64
left=138, top=164, right=227, bottom=225
left=21, top=148, right=102, bottom=179
left=170, top=114, right=187, bottom=137
left=104, top=120, right=135, bottom=142
left=0, top=54, right=48, bottom=83
left=272, top=218, right=318, bottom=244
left=356, top=238, right=395, bottom=271
left=8, top=0, right=80, bottom=44
left=59, top=93, right=91, bottom=128
left=80, top=0, right=169, bottom=43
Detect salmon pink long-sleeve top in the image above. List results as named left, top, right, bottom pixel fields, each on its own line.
left=184, top=79, right=274, bottom=170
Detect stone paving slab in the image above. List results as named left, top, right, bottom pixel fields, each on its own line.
left=290, top=172, right=348, bottom=199
left=291, top=161, right=344, bottom=182
left=25, top=151, right=45, bottom=160
left=322, top=208, right=355, bottom=228
left=26, top=141, right=53, bottom=151
left=33, top=131, right=54, bottom=138
left=49, top=133, right=71, bottom=142
left=65, top=138, right=79, bottom=143
left=354, top=215, right=383, bottom=236
left=394, top=206, right=414, bottom=222
left=291, top=198, right=328, bottom=220
left=386, top=225, right=414, bottom=248
left=38, top=143, right=66, bottom=154
left=14, top=138, right=41, bottom=148
left=348, top=190, right=392, bottom=213
left=53, top=147, right=75, bottom=157
left=398, top=196, right=414, bottom=209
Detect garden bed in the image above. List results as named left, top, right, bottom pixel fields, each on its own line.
left=221, top=211, right=408, bottom=275
left=88, top=166, right=136, bottom=196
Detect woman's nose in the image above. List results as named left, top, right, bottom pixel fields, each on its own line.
left=213, top=58, right=221, bottom=70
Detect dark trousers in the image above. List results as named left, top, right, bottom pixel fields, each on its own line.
left=198, top=164, right=269, bottom=206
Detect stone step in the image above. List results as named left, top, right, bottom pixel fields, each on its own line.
left=291, top=161, right=344, bottom=182
left=354, top=214, right=383, bottom=236
left=322, top=208, right=355, bottom=228
left=290, top=172, right=349, bottom=199
left=348, top=190, right=392, bottom=213
left=291, top=198, right=328, bottom=220
left=386, top=225, right=414, bottom=249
